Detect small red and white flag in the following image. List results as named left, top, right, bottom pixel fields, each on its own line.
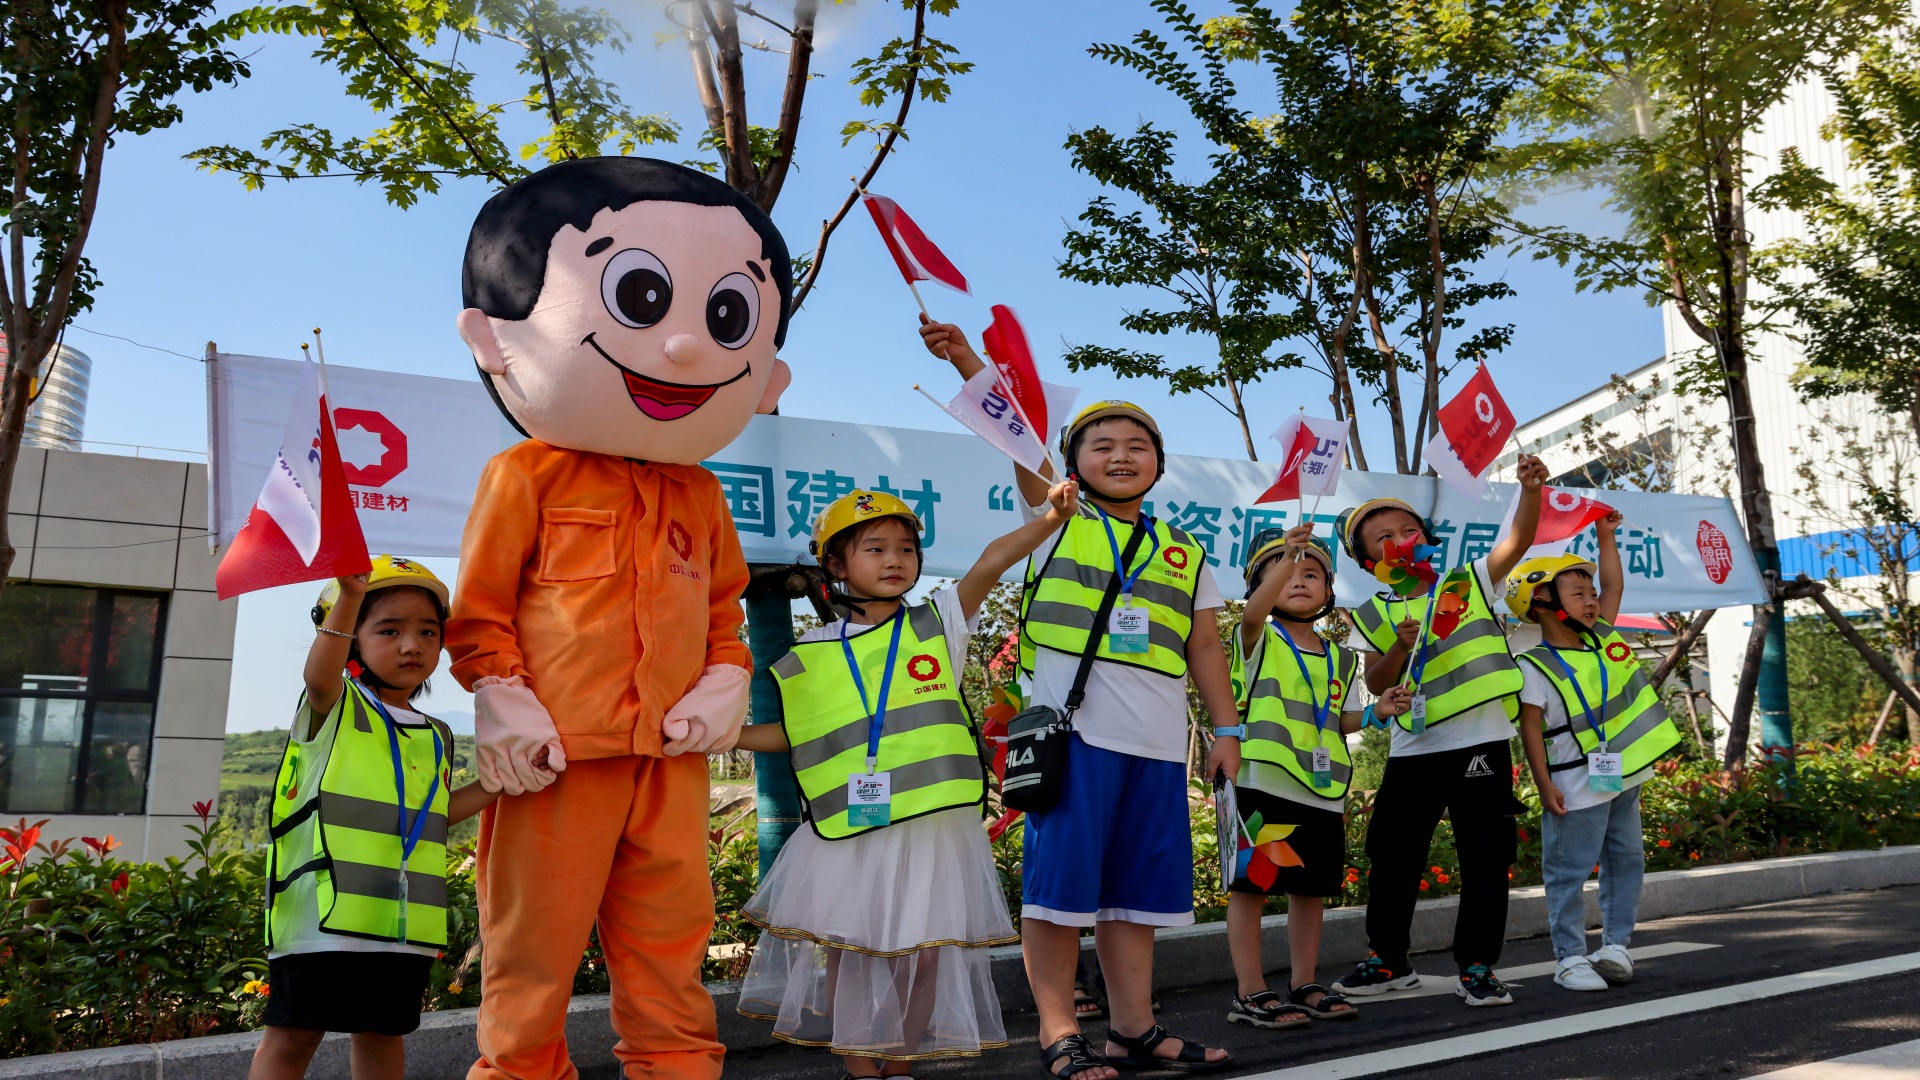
left=980, top=306, right=1049, bottom=436
left=215, top=357, right=371, bottom=599
left=863, top=192, right=969, bottom=294
left=1256, top=414, right=1350, bottom=504
left=1506, top=486, right=1617, bottom=551
left=1424, top=363, right=1517, bottom=498
left=925, top=366, right=1050, bottom=475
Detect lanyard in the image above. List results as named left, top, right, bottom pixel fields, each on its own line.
left=1403, top=578, right=1439, bottom=690
left=357, top=681, right=444, bottom=866
left=1544, top=643, right=1610, bottom=750
left=840, top=607, right=908, bottom=774
left=1098, top=508, right=1160, bottom=600
left=1275, top=623, right=1335, bottom=732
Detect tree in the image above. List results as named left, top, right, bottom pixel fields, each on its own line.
left=0, top=0, right=250, bottom=593
left=191, top=0, right=970, bottom=307
left=1065, top=0, right=1531, bottom=471
left=1499, top=0, right=1900, bottom=761
left=1763, top=23, right=1920, bottom=445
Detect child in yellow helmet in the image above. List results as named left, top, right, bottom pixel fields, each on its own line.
left=730, top=481, right=1084, bottom=1074
left=1508, top=510, right=1682, bottom=993
left=253, top=556, right=507, bottom=1080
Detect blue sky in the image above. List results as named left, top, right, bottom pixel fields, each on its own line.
left=46, top=2, right=1662, bottom=731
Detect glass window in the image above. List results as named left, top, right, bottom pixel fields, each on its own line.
left=0, top=584, right=166, bottom=814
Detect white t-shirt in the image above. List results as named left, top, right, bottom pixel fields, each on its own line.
left=1019, top=498, right=1224, bottom=762
left=1518, top=657, right=1652, bottom=812
left=272, top=695, right=443, bottom=959
left=1235, top=624, right=1357, bottom=811
left=1350, top=557, right=1519, bottom=757
left=799, top=586, right=979, bottom=677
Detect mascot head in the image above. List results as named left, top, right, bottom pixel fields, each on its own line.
left=458, top=157, right=793, bottom=463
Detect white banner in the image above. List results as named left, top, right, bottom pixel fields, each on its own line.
left=208, top=354, right=1765, bottom=613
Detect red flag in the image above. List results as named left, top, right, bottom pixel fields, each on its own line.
left=980, top=305, right=1047, bottom=436
left=1256, top=421, right=1321, bottom=504
left=1534, top=487, right=1615, bottom=546
left=1433, top=363, right=1516, bottom=482
left=862, top=193, right=969, bottom=293
left=216, top=360, right=371, bottom=599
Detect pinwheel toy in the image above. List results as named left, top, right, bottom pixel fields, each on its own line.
left=1232, top=810, right=1304, bottom=892
left=1372, top=536, right=1441, bottom=598
left=1429, top=574, right=1475, bottom=640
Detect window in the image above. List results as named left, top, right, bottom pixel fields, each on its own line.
left=0, top=584, right=167, bottom=815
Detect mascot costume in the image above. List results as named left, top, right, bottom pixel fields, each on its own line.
left=447, top=156, right=792, bottom=1080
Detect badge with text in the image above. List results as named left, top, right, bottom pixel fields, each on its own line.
left=1587, top=752, right=1624, bottom=792
left=1311, top=746, right=1334, bottom=788
left=1409, top=693, right=1428, bottom=734
left=1108, top=601, right=1150, bottom=653
left=847, top=772, right=893, bottom=827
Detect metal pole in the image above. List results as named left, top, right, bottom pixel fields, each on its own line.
left=1755, top=555, right=1793, bottom=763
left=744, top=573, right=802, bottom=874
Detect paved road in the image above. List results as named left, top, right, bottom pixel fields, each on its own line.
left=604, top=884, right=1920, bottom=1080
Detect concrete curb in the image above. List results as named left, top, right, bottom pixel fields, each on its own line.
left=6, top=844, right=1916, bottom=1079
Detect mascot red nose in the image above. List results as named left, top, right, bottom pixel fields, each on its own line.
left=446, top=156, right=791, bottom=1080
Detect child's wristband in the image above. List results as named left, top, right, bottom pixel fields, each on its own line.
left=1361, top=705, right=1388, bottom=730
left=1212, top=725, right=1246, bottom=739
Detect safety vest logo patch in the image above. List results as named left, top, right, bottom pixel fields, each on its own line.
left=907, top=654, right=942, bottom=681
left=1164, top=545, right=1189, bottom=570
left=1465, top=753, right=1495, bottom=778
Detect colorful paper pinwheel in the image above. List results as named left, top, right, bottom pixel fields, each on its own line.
left=1372, top=537, right=1441, bottom=598
left=1233, top=811, right=1304, bottom=891
left=1429, top=574, right=1475, bottom=640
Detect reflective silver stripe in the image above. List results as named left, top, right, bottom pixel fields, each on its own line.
left=789, top=698, right=973, bottom=775
left=1025, top=600, right=1188, bottom=656
left=319, top=791, right=448, bottom=843
left=909, top=602, right=943, bottom=640
left=1595, top=701, right=1673, bottom=756
left=1418, top=648, right=1519, bottom=700
left=328, top=858, right=449, bottom=909
left=1429, top=614, right=1506, bottom=649
left=772, top=651, right=806, bottom=679
left=1243, top=717, right=1353, bottom=787
left=1351, top=598, right=1393, bottom=647
left=1034, top=557, right=1195, bottom=613
left=805, top=754, right=982, bottom=821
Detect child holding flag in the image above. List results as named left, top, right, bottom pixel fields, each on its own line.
left=731, top=482, right=1081, bottom=1074
left=921, top=319, right=1238, bottom=1080
left=1330, top=454, right=1549, bottom=1008
left=1507, top=511, right=1684, bottom=992
left=252, top=557, right=508, bottom=1080
left=1223, top=525, right=1412, bottom=1030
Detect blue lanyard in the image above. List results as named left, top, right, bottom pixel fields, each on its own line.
left=1097, top=508, right=1160, bottom=600
left=356, top=681, right=444, bottom=864
left=1403, top=578, right=1438, bottom=690
left=840, top=607, right=908, bottom=773
left=1544, top=643, right=1610, bottom=749
left=1275, top=623, right=1335, bottom=732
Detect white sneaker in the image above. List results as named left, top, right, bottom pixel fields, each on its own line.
left=1554, top=956, right=1609, bottom=992
left=1589, top=944, right=1634, bottom=984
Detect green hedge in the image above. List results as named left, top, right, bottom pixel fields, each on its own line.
left=3, top=743, right=1917, bottom=1059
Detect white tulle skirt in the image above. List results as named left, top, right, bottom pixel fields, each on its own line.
left=737, top=806, right=1017, bottom=1060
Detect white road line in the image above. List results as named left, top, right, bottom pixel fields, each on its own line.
left=1240, top=950, right=1920, bottom=1080
left=1349, top=941, right=1720, bottom=1002
left=1740, top=1038, right=1920, bottom=1080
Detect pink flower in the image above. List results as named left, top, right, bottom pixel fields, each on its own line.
left=192, top=800, right=214, bottom=824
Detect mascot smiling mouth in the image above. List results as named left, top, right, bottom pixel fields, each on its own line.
left=584, top=333, right=750, bottom=421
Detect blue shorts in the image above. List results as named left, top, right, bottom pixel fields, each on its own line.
left=1020, top=734, right=1194, bottom=927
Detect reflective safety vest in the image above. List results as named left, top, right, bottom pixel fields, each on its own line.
left=1232, top=624, right=1360, bottom=800
left=267, top=681, right=453, bottom=950
left=1517, top=621, right=1683, bottom=776
left=1350, top=567, right=1522, bottom=731
left=1020, top=506, right=1200, bottom=679
left=772, top=602, right=986, bottom=840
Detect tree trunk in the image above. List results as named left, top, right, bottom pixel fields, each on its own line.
left=1723, top=601, right=1771, bottom=767
left=1892, top=644, right=1917, bottom=744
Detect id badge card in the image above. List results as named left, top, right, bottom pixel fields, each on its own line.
left=1311, top=746, right=1334, bottom=788
left=1107, top=601, right=1150, bottom=654
left=396, top=859, right=410, bottom=942
left=1408, top=693, right=1428, bottom=734
left=847, top=772, right=893, bottom=827
left=1587, top=751, right=1625, bottom=792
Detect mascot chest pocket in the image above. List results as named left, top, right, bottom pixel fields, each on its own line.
left=539, top=508, right=618, bottom=582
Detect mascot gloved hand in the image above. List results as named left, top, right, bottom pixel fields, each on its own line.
left=471, top=675, right=567, bottom=794
left=661, top=664, right=751, bottom=756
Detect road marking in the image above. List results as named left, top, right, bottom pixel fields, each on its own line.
left=1741, top=1038, right=1920, bottom=1080
left=1350, top=941, right=1720, bottom=1002
left=1242, top=950, right=1920, bottom=1080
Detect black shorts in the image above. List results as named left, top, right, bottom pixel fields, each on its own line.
left=1227, top=786, right=1348, bottom=898
left=263, top=951, right=434, bottom=1035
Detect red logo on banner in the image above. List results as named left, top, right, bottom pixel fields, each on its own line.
left=1696, top=520, right=1734, bottom=585
left=907, top=654, right=942, bottom=682
left=1164, top=546, right=1189, bottom=570
left=333, top=408, right=409, bottom=488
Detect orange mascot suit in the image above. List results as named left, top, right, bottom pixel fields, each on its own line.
left=447, top=157, right=793, bottom=1080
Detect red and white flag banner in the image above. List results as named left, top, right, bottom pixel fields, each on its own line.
left=1506, top=485, right=1618, bottom=552
left=1257, top=414, right=1350, bottom=504
left=862, top=192, right=969, bottom=294
left=928, top=366, right=1049, bottom=474
left=1425, top=363, right=1517, bottom=497
left=980, top=305, right=1048, bottom=437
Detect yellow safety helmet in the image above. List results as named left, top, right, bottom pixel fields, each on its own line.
left=809, top=490, right=923, bottom=559
left=1503, top=553, right=1597, bottom=622
left=311, top=555, right=451, bottom=626
left=1058, top=400, right=1166, bottom=484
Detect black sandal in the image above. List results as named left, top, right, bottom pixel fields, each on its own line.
left=1075, top=981, right=1106, bottom=1020
left=1043, top=1033, right=1110, bottom=1079
left=1289, top=981, right=1359, bottom=1020
left=1105, top=1024, right=1233, bottom=1073
left=1227, top=989, right=1311, bottom=1029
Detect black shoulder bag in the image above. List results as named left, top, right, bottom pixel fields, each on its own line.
left=1000, top=519, right=1149, bottom=813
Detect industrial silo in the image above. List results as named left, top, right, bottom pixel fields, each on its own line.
left=0, top=334, right=90, bottom=450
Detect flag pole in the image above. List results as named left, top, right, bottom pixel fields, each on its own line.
left=310, top=327, right=332, bottom=400
left=912, top=384, right=947, bottom=411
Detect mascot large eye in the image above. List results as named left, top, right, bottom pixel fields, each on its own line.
left=705, top=272, right=760, bottom=349
left=601, top=249, right=673, bottom=328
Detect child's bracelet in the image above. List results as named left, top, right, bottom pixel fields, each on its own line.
left=1362, top=704, right=1388, bottom=730
left=315, top=627, right=352, bottom=639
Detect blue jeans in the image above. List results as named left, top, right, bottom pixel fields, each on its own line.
left=1541, top=786, right=1645, bottom=959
